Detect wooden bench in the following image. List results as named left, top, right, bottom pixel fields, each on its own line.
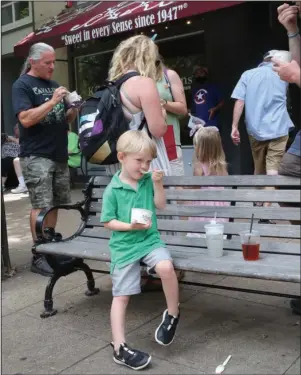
left=35, top=175, right=300, bottom=318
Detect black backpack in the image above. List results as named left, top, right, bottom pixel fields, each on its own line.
left=78, top=72, right=147, bottom=165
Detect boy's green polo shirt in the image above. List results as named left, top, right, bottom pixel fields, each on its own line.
left=101, top=171, right=165, bottom=272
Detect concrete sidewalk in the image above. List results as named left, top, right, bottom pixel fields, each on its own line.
left=2, top=189, right=300, bottom=374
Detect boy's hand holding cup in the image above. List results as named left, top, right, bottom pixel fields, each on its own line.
left=130, top=220, right=152, bottom=231
left=130, top=208, right=152, bottom=230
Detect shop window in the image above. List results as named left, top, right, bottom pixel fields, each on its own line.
left=1, top=1, right=32, bottom=32
left=75, top=52, right=112, bottom=102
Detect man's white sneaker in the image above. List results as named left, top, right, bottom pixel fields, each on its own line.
left=11, top=185, right=28, bottom=194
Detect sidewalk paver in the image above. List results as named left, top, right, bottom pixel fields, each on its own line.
left=2, top=312, right=108, bottom=375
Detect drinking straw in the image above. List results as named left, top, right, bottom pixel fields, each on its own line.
left=249, top=213, right=254, bottom=235
left=246, top=214, right=255, bottom=258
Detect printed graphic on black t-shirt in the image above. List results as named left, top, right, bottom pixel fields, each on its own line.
left=32, top=87, right=65, bottom=126
left=12, top=74, right=69, bottom=162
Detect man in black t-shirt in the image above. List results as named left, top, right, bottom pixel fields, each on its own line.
left=12, top=42, right=78, bottom=276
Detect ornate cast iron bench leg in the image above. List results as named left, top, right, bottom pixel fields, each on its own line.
left=77, top=262, right=100, bottom=296
left=40, top=273, right=60, bottom=318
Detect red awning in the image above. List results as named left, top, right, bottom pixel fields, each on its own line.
left=14, top=1, right=244, bottom=56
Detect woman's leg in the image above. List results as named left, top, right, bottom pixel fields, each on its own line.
left=11, top=158, right=27, bottom=193
left=13, top=157, right=23, bottom=179
left=2, top=176, right=7, bottom=190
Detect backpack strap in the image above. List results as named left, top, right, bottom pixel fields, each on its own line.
left=115, top=71, right=140, bottom=88
left=138, top=117, right=151, bottom=138
left=90, top=91, right=103, bottom=100
left=163, top=67, right=174, bottom=101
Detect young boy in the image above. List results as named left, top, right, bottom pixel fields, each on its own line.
left=101, top=130, right=180, bottom=370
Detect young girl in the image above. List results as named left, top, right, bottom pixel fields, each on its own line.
left=187, top=125, right=229, bottom=237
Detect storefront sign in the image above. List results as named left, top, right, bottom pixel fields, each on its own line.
left=14, top=1, right=245, bottom=56
left=60, top=1, right=188, bottom=46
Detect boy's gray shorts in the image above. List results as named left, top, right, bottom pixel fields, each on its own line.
left=111, top=247, right=173, bottom=297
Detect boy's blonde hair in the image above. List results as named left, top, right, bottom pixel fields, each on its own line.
left=193, top=126, right=228, bottom=176
left=108, top=35, right=159, bottom=81
left=117, top=130, right=157, bottom=159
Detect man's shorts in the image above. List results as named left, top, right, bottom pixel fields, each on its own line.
left=278, top=152, right=301, bottom=178
left=20, top=156, right=71, bottom=209
left=249, top=135, right=288, bottom=174
left=111, top=247, right=173, bottom=297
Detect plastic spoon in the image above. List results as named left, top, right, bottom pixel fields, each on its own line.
left=140, top=169, right=167, bottom=175
left=215, top=355, right=232, bottom=374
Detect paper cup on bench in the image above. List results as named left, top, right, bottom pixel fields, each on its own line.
left=131, top=208, right=152, bottom=225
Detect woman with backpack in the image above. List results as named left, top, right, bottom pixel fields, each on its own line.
left=105, top=35, right=171, bottom=176
left=155, top=59, right=187, bottom=176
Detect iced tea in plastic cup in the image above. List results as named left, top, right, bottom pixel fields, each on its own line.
left=239, top=230, right=260, bottom=261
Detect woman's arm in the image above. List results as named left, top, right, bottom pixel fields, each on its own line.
left=162, top=69, right=187, bottom=116
left=138, top=77, right=167, bottom=138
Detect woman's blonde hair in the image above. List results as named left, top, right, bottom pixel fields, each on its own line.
left=193, top=127, right=228, bottom=176
left=108, top=35, right=159, bottom=81
left=117, top=130, right=157, bottom=159
left=155, top=55, right=164, bottom=81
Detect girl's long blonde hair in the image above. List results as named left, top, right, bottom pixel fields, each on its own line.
left=193, top=126, right=228, bottom=176
left=108, top=35, right=159, bottom=81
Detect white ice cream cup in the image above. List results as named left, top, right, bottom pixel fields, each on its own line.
left=131, top=208, right=152, bottom=225
left=66, top=91, right=82, bottom=105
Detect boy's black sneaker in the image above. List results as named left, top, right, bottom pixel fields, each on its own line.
left=113, top=343, right=151, bottom=370
left=155, top=309, right=180, bottom=346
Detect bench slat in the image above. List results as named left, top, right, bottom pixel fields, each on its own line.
left=87, top=216, right=300, bottom=238
left=36, top=240, right=300, bottom=283
left=78, top=231, right=301, bottom=255
left=93, top=175, right=301, bottom=187
left=89, top=202, right=301, bottom=221
left=92, top=188, right=300, bottom=203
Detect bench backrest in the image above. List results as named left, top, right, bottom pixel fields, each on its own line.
left=82, top=175, right=300, bottom=255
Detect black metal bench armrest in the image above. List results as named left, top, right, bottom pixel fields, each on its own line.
left=35, top=176, right=96, bottom=244
left=35, top=201, right=87, bottom=243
